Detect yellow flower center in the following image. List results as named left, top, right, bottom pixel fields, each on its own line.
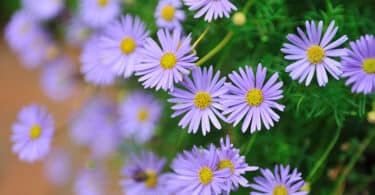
left=198, top=166, right=213, bottom=185
left=29, top=124, right=42, bottom=139
left=246, top=89, right=264, bottom=106
left=194, top=92, right=212, bottom=109
left=273, top=185, right=288, bottom=195
left=160, top=53, right=177, bottom=69
left=218, top=159, right=235, bottom=174
left=307, top=45, right=325, bottom=64
left=97, top=0, right=108, bottom=7
left=145, top=170, right=158, bottom=188
left=363, top=58, right=375, bottom=74
left=120, top=37, right=136, bottom=55
left=137, top=109, right=149, bottom=122
left=161, top=5, right=175, bottom=21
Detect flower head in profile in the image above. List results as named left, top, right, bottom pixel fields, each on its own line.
left=168, top=66, right=227, bottom=135
left=74, top=167, right=107, bottom=195
left=167, top=145, right=230, bottom=194
left=80, top=35, right=117, bottom=86
left=119, top=91, right=162, bottom=143
left=11, top=104, right=54, bottom=163
left=98, top=15, right=150, bottom=78
left=120, top=151, right=170, bottom=195
left=250, top=165, right=307, bottom=195
left=281, top=20, right=348, bottom=87
left=222, top=64, right=285, bottom=133
left=22, top=0, right=64, bottom=21
left=155, top=0, right=185, bottom=30
left=79, top=0, right=120, bottom=28
left=136, top=29, right=198, bottom=91
left=342, top=35, right=375, bottom=94
left=44, top=149, right=72, bottom=186
left=41, top=57, right=78, bottom=101
left=183, top=0, right=237, bottom=22
left=216, top=135, right=258, bottom=192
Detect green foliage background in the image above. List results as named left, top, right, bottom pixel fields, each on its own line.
left=1, top=0, right=375, bottom=194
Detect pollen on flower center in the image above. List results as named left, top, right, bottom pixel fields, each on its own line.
left=218, top=159, right=235, bottom=174
left=198, top=166, right=213, bottom=185
left=160, top=53, right=177, bottom=69
left=246, top=89, right=264, bottom=106
left=194, top=92, right=212, bottom=109
left=363, top=58, right=375, bottom=74
left=161, top=5, right=175, bottom=21
left=137, top=109, right=149, bottom=122
left=120, top=37, right=136, bottom=54
left=145, top=170, right=158, bottom=188
left=273, top=185, right=288, bottom=195
left=307, top=45, right=325, bottom=64
left=29, top=124, right=42, bottom=139
left=97, top=0, right=109, bottom=7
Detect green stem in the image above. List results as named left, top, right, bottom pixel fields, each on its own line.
left=243, top=0, right=255, bottom=13
left=334, top=129, right=375, bottom=195
left=196, top=30, right=234, bottom=66
left=243, top=133, right=258, bottom=155
left=307, top=127, right=342, bottom=183
left=192, top=26, right=210, bottom=49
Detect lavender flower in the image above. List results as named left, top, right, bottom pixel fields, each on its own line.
left=80, top=35, right=117, bottom=86
left=44, top=149, right=72, bottom=186
left=98, top=15, right=150, bottom=78
left=342, top=35, right=375, bottom=94
left=249, top=165, right=307, bottom=195
left=183, top=0, right=237, bottom=22
left=66, top=18, right=91, bottom=47
left=167, top=145, right=230, bottom=194
left=120, top=151, right=170, bottom=195
left=217, top=135, right=258, bottom=192
left=74, top=168, right=107, bottom=195
left=40, top=57, right=78, bottom=101
left=136, top=29, right=198, bottom=91
left=281, top=20, right=348, bottom=87
left=119, top=91, right=162, bottom=143
left=22, top=0, right=64, bottom=21
left=11, top=105, right=54, bottom=163
left=155, top=0, right=185, bottom=30
left=222, top=64, right=285, bottom=133
left=79, top=0, right=121, bottom=28
left=168, top=66, right=227, bottom=135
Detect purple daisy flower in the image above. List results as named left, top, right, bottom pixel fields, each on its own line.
left=135, top=29, right=198, bottom=91
left=65, top=17, right=91, bottom=48
left=342, top=35, right=375, bottom=94
left=11, top=104, right=54, bottom=163
left=222, top=64, right=285, bottom=133
left=281, top=20, right=348, bottom=87
left=80, top=35, right=117, bottom=86
left=249, top=165, right=307, bottom=195
left=166, top=144, right=230, bottom=194
left=168, top=65, right=227, bottom=135
left=183, top=0, right=237, bottom=22
left=119, top=91, right=162, bottom=143
left=74, top=168, right=108, bottom=195
left=155, top=0, right=185, bottom=30
left=79, top=0, right=121, bottom=28
left=44, top=148, right=72, bottom=186
left=120, top=151, right=170, bottom=195
left=216, top=135, right=258, bottom=192
left=98, top=15, right=150, bottom=78
left=40, top=57, right=78, bottom=101
left=22, top=0, right=64, bottom=21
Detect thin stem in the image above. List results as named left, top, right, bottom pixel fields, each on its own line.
left=243, top=133, right=258, bottom=155
left=196, top=30, right=234, bottom=66
left=307, top=127, right=342, bottom=183
left=243, top=0, right=256, bottom=13
left=192, top=26, right=210, bottom=49
left=334, top=129, right=375, bottom=195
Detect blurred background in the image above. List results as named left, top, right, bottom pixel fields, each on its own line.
left=1, top=0, right=375, bottom=195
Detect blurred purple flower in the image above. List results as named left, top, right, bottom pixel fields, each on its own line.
left=79, top=0, right=121, bottom=28
left=183, top=0, right=237, bottom=22
left=155, top=0, right=185, bottom=30
left=281, top=20, right=348, bottom=87
left=11, top=104, right=54, bottom=163
left=44, top=148, right=72, bottom=186
left=66, top=18, right=91, bottom=47
left=74, top=168, right=107, bottom=195
left=22, top=0, right=64, bottom=21
left=342, top=35, right=375, bottom=94
left=168, top=66, right=227, bottom=135
left=222, top=64, right=285, bottom=133
left=135, top=29, right=198, bottom=91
